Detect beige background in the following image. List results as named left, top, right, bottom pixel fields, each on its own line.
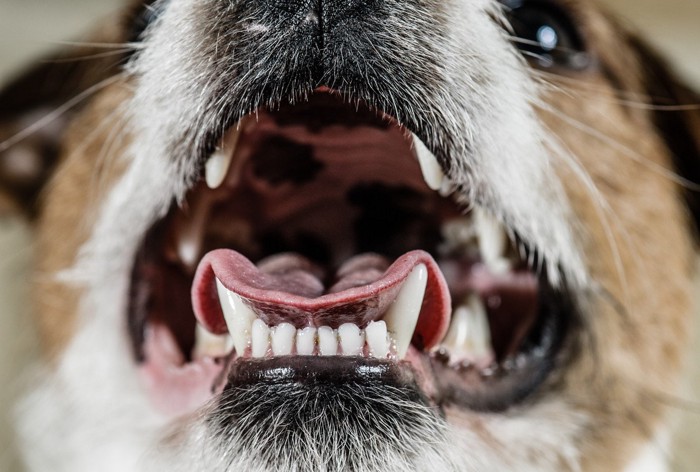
left=0, top=1, right=698, bottom=471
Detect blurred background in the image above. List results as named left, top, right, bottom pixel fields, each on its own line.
left=0, top=0, right=698, bottom=470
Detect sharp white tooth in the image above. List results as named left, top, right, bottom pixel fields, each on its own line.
left=438, top=177, right=453, bottom=197
left=365, top=321, right=389, bottom=358
left=474, top=208, right=509, bottom=274
left=296, top=327, right=317, bottom=355
left=251, top=319, right=270, bottom=358
left=338, top=323, right=364, bottom=356
left=412, top=134, right=445, bottom=191
left=318, top=326, right=338, bottom=356
left=442, top=295, right=493, bottom=362
left=271, top=322, right=296, bottom=356
left=467, top=294, right=493, bottom=359
left=440, top=217, right=476, bottom=253
left=382, top=264, right=428, bottom=359
left=192, top=324, right=234, bottom=359
left=204, top=125, right=241, bottom=189
left=216, top=279, right=257, bottom=356
left=441, top=306, right=472, bottom=353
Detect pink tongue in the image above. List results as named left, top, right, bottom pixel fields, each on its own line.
left=192, top=250, right=451, bottom=350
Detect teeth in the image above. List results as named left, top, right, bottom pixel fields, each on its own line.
left=338, top=323, right=365, bottom=356
left=441, top=294, right=493, bottom=363
left=466, top=295, right=492, bottom=358
left=271, top=322, right=296, bottom=356
left=318, top=326, right=338, bottom=356
left=474, top=208, right=511, bottom=274
left=365, top=321, right=389, bottom=358
left=440, top=216, right=477, bottom=254
left=204, top=125, right=241, bottom=189
left=251, top=319, right=271, bottom=357
left=296, top=327, right=317, bottom=355
left=216, top=279, right=257, bottom=356
left=438, top=177, right=454, bottom=197
left=382, top=264, right=428, bottom=359
left=192, top=324, right=234, bottom=359
left=412, top=134, right=445, bottom=191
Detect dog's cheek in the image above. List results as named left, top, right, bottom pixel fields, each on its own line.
left=538, top=75, right=694, bottom=470
left=34, top=84, right=133, bottom=358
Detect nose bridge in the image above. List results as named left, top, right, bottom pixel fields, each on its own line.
left=320, top=0, right=381, bottom=31
left=260, top=0, right=380, bottom=37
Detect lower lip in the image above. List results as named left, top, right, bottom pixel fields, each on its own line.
left=139, top=322, right=433, bottom=417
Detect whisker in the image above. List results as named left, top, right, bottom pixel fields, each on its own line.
left=533, top=69, right=700, bottom=111
left=0, top=72, right=127, bottom=153
left=52, top=40, right=142, bottom=50
left=49, top=49, right=137, bottom=63
left=537, top=117, right=633, bottom=304
left=535, top=101, right=700, bottom=192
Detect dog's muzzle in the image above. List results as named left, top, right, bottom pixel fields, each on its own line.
left=124, top=0, right=576, bottom=425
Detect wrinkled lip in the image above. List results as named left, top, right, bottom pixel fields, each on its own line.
left=131, top=91, right=569, bottom=417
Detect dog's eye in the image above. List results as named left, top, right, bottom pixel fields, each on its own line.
left=502, top=0, right=591, bottom=70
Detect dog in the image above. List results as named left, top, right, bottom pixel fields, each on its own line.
left=1, top=0, right=699, bottom=470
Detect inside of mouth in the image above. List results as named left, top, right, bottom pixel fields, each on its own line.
left=129, top=92, right=548, bottom=374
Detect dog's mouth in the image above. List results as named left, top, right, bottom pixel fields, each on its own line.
left=129, top=91, right=572, bottom=416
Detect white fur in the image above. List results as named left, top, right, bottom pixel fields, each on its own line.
left=624, top=444, right=669, bottom=472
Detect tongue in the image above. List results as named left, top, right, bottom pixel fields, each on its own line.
left=192, top=250, right=451, bottom=350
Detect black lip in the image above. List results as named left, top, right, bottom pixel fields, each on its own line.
left=429, top=281, right=576, bottom=412
left=226, top=356, right=420, bottom=388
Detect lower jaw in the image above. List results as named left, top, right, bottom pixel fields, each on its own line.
left=139, top=322, right=434, bottom=417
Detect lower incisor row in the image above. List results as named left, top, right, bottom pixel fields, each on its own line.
left=249, top=320, right=393, bottom=359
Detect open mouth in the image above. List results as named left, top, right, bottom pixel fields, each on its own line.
left=129, top=91, right=572, bottom=416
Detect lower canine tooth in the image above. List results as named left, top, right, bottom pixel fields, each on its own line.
left=192, top=324, right=234, bottom=359
left=271, top=322, right=295, bottom=356
left=296, top=327, right=317, bottom=355
left=365, top=321, right=389, bottom=358
left=338, top=323, right=364, bottom=356
left=251, top=319, right=270, bottom=357
left=412, top=134, right=445, bottom=191
left=318, top=326, right=338, bottom=356
left=382, top=264, right=428, bottom=359
left=216, top=280, right=257, bottom=356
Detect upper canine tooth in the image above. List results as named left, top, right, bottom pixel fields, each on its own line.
left=216, top=279, right=257, bottom=356
left=251, top=319, right=271, bottom=358
left=474, top=208, right=510, bottom=274
left=412, top=134, right=445, bottom=191
left=192, top=324, right=234, bottom=359
left=204, top=125, right=241, bottom=189
left=338, top=323, right=364, bottom=356
left=271, top=322, right=296, bottom=356
left=365, top=321, right=389, bottom=358
left=382, top=264, right=428, bottom=359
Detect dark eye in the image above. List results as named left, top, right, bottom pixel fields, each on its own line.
left=501, top=0, right=591, bottom=70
